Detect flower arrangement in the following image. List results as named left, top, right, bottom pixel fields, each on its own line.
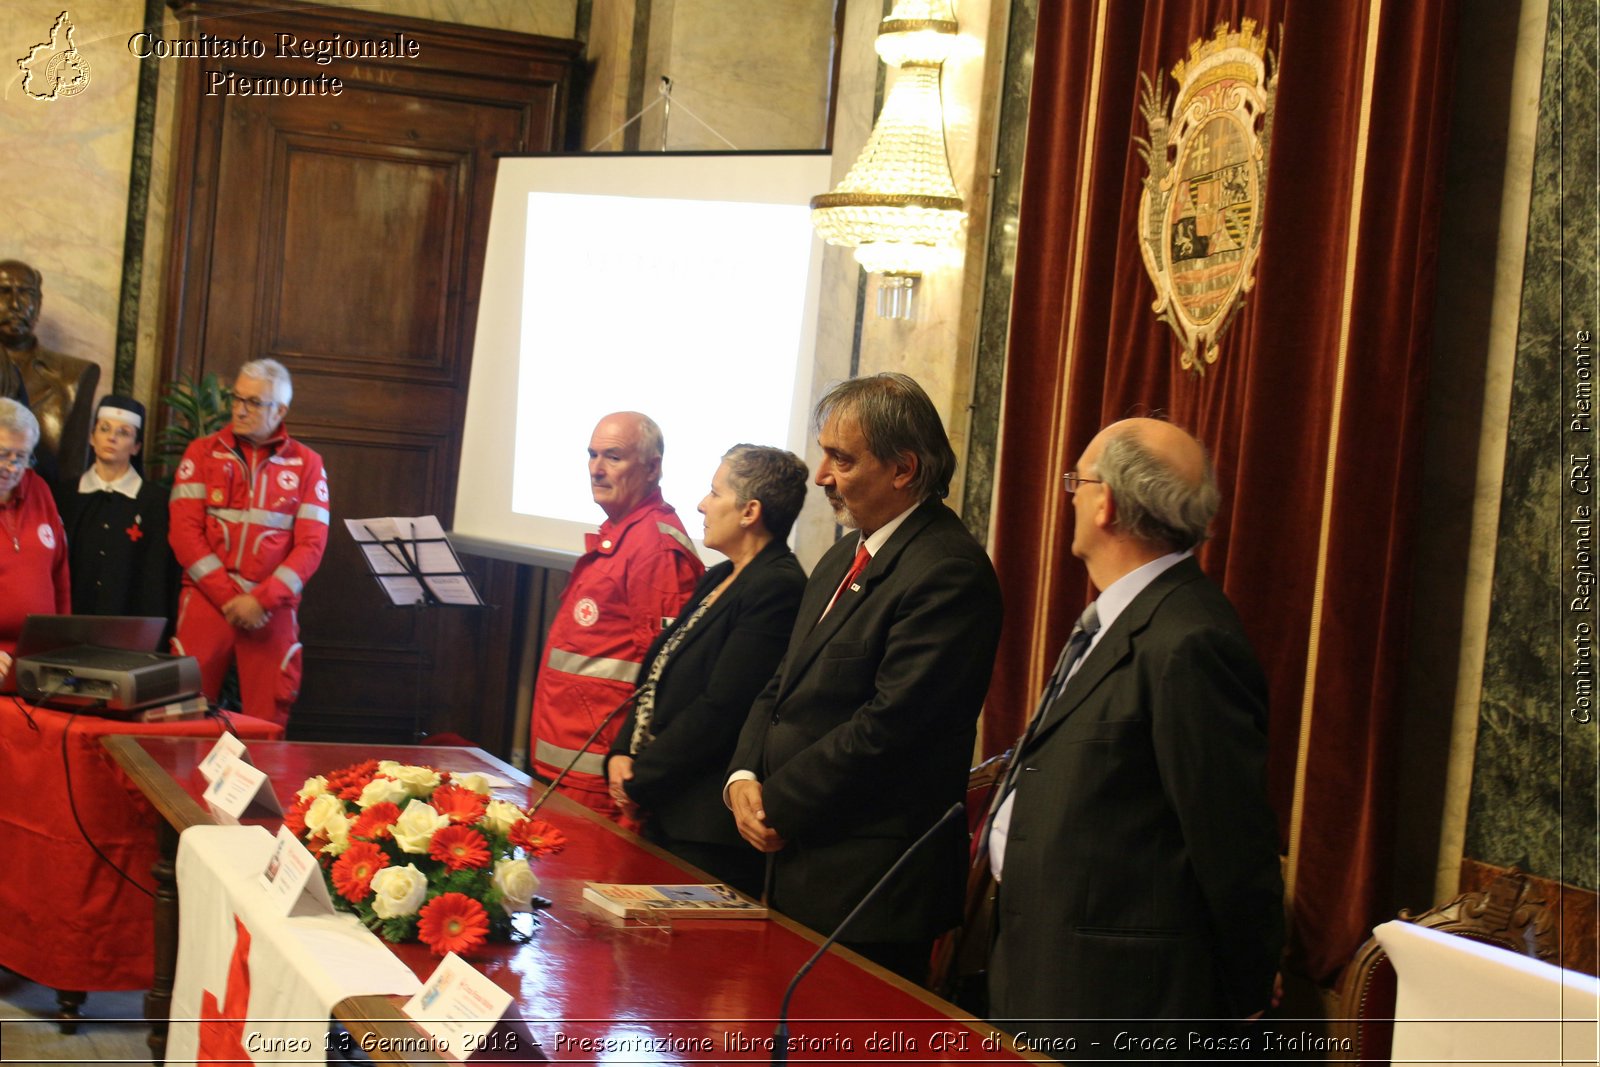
left=285, top=760, right=567, bottom=956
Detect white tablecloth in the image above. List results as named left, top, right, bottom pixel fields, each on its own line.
left=166, top=825, right=423, bottom=1065
left=1375, top=919, right=1599, bottom=1066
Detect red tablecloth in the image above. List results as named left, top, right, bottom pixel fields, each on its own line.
left=0, top=702, right=281, bottom=991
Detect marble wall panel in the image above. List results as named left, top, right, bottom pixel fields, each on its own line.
left=1467, top=0, right=1599, bottom=892
left=637, top=0, right=834, bottom=152
left=2, top=0, right=144, bottom=392
left=583, top=0, right=639, bottom=152
left=322, top=0, right=577, bottom=37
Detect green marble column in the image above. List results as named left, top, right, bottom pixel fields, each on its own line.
left=1467, top=0, right=1598, bottom=891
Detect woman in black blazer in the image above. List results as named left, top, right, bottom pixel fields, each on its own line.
left=606, top=444, right=808, bottom=896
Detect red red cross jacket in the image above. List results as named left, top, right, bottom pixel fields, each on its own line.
left=530, top=488, right=703, bottom=791
left=168, top=425, right=330, bottom=611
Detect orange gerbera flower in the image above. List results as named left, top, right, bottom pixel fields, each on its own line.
left=351, top=801, right=402, bottom=840
left=331, top=842, right=388, bottom=903
left=417, top=893, right=489, bottom=956
left=429, top=825, right=490, bottom=871
left=509, top=817, right=567, bottom=856
left=430, top=783, right=488, bottom=825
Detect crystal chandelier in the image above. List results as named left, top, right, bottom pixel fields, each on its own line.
left=810, top=0, right=965, bottom=319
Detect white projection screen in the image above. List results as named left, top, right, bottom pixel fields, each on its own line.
left=452, top=152, right=833, bottom=569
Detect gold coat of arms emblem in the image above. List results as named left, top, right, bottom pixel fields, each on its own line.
left=1137, top=21, right=1277, bottom=374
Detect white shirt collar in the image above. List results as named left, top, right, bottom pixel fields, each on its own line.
left=857, top=499, right=922, bottom=558
left=79, top=465, right=142, bottom=500
left=1086, top=549, right=1191, bottom=651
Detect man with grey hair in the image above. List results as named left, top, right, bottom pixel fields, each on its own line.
left=728, top=373, right=1003, bottom=982
left=987, top=417, right=1282, bottom=1043
left=529, top=411, right=702, bottom=816
left=169, top=359, right=329, bottom=725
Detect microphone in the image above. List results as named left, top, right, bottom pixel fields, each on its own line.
left=526, top=682, right=646, bottom=817
left=771, top=801, right=965, bottom=1064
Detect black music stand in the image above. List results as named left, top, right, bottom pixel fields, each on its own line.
left=347, top=516, right=484, bottom=740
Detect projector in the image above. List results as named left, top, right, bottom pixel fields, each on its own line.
left=16, top=646, right=201, bottom=711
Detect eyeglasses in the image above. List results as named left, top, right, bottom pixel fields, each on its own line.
left=230, top=394, right=279, bottom=412
left=1062, top=471, right=1103, bottom=494
left=0, top=450, right=35, bottom=470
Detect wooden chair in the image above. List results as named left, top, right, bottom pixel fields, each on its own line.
left=1331, top=867, right=1558, bottom=1063
left=927, top=750, right=1011, bottom=1008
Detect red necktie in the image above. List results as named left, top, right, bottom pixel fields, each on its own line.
left=823, top=542, right=872, bottom=618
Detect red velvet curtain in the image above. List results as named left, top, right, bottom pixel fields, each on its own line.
left=989, top=0, right=1457, bottom=980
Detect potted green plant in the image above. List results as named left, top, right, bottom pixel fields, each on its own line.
left=153, top=371, right=231, bottom=486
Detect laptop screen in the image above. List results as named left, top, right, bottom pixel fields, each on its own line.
left=14, top=614, right=167, bottom=660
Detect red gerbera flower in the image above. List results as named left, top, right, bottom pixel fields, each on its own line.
left=325, top=760, right=382, bottom=801
left=331, top=842, right=388, bottom=903
left=283, top=796, right=312, bottom=837
left=430, top=783, right=488, bottom=826
left=509, top=817, right=567, bottom=857
left=417, top=893, right=489, bottom=957
left=428, top=825, right=490, bottom=871
left=351, top=801, right=402, bottom=840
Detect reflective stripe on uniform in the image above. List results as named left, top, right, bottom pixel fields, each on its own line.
left=231, top=572, right=254, bottom=592
left=534, top=739, right=607, bottom=778
left=657, top=521, right=700, bottom=559
left=171, top=483, right=205, bottom=501
left=273, top=566, right=304, bottom=596
left=546, top=647, right=639, bottom=683
left=208, top=507, right=295, bottom=530
left=297, top=504, right=330, bottom=525
left=188, top=554, right=224, bottom=581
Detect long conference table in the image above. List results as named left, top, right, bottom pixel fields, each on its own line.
left=104, top=736, right=1033, bottom=1065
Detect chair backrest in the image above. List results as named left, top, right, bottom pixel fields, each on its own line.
left=927, top=750, right=1012, bottom=1009
left=1332, top=868, right=1557, bottom=1063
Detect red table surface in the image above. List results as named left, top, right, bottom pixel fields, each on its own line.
left=131, top=738, right=1020, bottom=1064
left=0, top=703, right=282, bottom=991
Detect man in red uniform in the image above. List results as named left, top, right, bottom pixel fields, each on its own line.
left=530, top=411, right=703, bottom=816
left=169, top=359, right=329, bottom=726
left=0, top=398, right=69, bottom=687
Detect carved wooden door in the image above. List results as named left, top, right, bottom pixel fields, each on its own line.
left=162, top=1, right=578, bottom=745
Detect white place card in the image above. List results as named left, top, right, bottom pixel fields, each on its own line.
left=203, top=757, right=282, bottom=824
left=403, top=952, right=514, bottom=1061
left=258, top=824, right=335, bottom=917
left=198, top=731, right=249, bottom=782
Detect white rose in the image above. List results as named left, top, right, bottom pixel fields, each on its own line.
left=296, top=775, right=328, bottom=801
left=357, top=776, right=409, bottom=810
left=492, top=858, right=539, bottom=915
left=321, top=810, right=351, bottom=855
left=369, top=864, right=428, bottom=919
left=481, top=799, right=525, bottom=836
left=303, top=793, right=346, bottom=836
left=391, top=800, right=451, bottom=854
left=377, top=762, right=441, bottom=797
left=454, top=773, right=494, bottom=796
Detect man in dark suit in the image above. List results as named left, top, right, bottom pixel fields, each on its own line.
left=987, top=418, right=1282, bottom=1043
left=728, top=373, right=1003, bottom=983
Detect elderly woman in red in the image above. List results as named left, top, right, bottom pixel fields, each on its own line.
left=0, top=397, right=70, bottom=685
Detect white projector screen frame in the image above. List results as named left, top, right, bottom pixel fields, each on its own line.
left=452, top=152, right=833, bottom=569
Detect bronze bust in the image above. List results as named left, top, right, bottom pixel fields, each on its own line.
left=0, top=260, right=100, bottom=486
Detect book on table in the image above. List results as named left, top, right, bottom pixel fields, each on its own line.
left=582, top=882, right=768, bottom=919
